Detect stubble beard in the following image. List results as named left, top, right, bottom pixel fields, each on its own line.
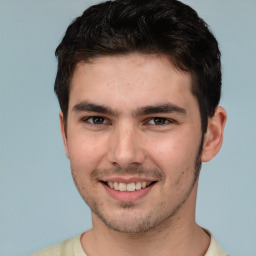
left=71, top=138, right=203, bottom=234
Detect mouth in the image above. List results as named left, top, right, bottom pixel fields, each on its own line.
left=102, top=181, right=156, bottom=192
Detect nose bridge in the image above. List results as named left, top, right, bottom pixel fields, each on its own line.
left=108, top=121, right=145, bottom=168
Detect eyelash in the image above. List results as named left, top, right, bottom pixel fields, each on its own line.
left=82, top=116, right=175, bottom=126
left=82, top=116, right=109, bottom=126
left=147, top=117, right=175, bottom=126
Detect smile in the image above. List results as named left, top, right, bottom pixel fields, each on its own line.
left=105, top=181, right=154, bottom=192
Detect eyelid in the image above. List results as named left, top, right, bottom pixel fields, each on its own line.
left=80, top=115, right=177, bottom=126
left=81, top=116, right=110, bottom=125
left=146, top=117, right=175, bottom=125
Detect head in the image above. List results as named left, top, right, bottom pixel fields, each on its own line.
left=55, top=0, right=226, bottom=234
left=54, top=0, right=221, bottom=134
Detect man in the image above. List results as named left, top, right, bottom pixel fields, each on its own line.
left=31, top=0, right=228, bottom=255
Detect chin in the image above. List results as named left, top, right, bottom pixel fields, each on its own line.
left=92, top=202, right=178, bottom=234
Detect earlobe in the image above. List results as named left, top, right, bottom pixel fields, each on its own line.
left=59, top=112, right=70, bottom=159
left=201, top=106, right=227, bottom=162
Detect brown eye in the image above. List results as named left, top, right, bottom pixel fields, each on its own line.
left=92, top=116, right=105, bottom=124
left=84, top=116, right=106, bottom=125
left=153, top=117, right=168, bottom=125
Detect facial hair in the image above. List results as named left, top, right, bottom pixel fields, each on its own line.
left=71, top=137, right=204, bottom=234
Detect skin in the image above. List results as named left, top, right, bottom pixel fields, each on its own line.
left=60, top=53, right=227, bottom=256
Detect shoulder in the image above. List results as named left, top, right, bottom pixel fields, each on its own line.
left=205, top=230, right=229, bottom=256
left=29, top=238, right=73, bottom=256
left=29, top=234, right=85, bottom=256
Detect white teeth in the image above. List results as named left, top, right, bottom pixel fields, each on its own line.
left=108, top=181, right=114, bottom=188
left=114, top=182, right=119, bottom=190
left=127, top=183, right=136, bottom=192
left=119, top=183, right=126, bottom=191
left=106, top=181, right=153, bottom=192
left=135, top=182, right=142, bottom=190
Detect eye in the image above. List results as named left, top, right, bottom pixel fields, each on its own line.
left=84, top=116, right=107, bottom=125
left=148, top=117, right=172, bottom=125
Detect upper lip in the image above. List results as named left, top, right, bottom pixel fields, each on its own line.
left=101, top=177, right=157, bottom=184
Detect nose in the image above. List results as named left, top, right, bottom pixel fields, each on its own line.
left=107, top=122, right=146, bottom=169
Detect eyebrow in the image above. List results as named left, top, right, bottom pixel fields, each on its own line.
left=72, top=101, right=118, bottom=116
left=72, top=101, right=186, bottom=117
left=134, top=103, right=186, bottom=116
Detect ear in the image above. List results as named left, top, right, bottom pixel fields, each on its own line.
left=201, top=106, right=227, bottom=162
left=59, top=112, right=70, bottom=159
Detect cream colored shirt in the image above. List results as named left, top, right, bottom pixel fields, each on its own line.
left=29, top=233, right=229, bottom=256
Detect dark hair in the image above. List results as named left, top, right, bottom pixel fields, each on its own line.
left=55, top=0, right=221, bottom=133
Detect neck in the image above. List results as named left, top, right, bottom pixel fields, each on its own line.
left=81, top=184, right=210, bottom=256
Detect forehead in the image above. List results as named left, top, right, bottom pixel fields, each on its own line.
left=69, top=53, right=196, bottom=113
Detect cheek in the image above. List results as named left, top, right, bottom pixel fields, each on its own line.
left=146, top=133, right=199, bottom=172
left=67, top=132, right=107, bottom=172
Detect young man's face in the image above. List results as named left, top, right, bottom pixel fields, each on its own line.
left=61, top=53, right=205, bottom=233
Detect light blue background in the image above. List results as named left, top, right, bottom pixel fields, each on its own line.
left=1, top=0, right=256, bottom=255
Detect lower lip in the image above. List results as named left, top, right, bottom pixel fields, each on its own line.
left=102, top=182, right=155, bottom=202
